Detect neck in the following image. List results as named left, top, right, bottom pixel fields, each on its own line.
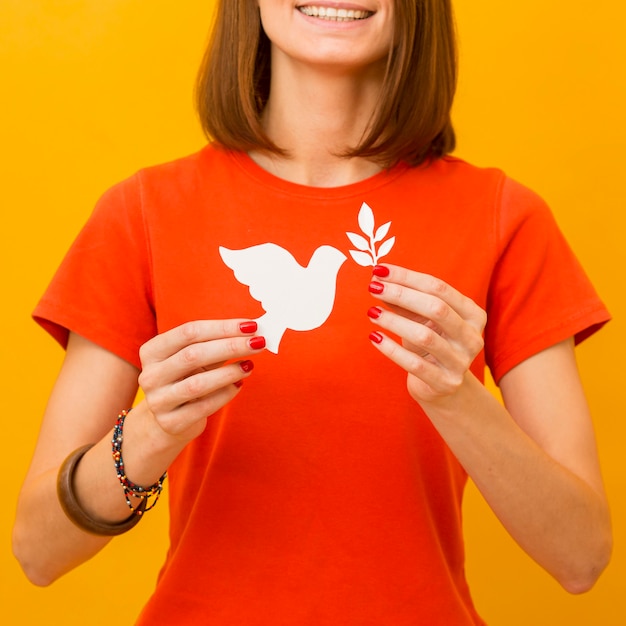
left=250, top=51, right=386, bottom=187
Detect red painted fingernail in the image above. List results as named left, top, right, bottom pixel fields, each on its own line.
left=234, top=380, right=244, bottom=388
left=369, top=331, right=383, bottom=344
left=373, top=265, right=390, bottom=277
left=368, top=281, right=385, bottom=294
left=239, top=321, right=258, bottom=334
left=240, top=359, right=254, bottom=373
left=249, top=336, right=266, bottom=350
left=367, top=306, right=383, bottom=319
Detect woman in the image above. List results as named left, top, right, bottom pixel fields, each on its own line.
left=13, top=1, right=612, bottom=624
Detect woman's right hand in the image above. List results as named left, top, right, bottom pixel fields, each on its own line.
left=138, top=319, right=265, bottom=444
left=13, top=321, right=265, bottom=585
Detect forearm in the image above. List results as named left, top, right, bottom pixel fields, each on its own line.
left=421, top=374, right=611, bottom=593
left=13, top=461, right=112, bottom=586
left=15, top=322, right=260, bottom=586
left=13, top=403, right=182, bottom=586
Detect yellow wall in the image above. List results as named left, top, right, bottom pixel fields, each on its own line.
left=1, top=1, right=624, bottom=623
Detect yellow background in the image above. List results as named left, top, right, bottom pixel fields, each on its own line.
left=1, top=1, right=624, bottom=623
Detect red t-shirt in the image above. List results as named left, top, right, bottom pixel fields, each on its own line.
left=34, top=146, right=609, bottom=625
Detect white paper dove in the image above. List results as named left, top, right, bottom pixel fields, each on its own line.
left=219, top=243, right=347, bottom=353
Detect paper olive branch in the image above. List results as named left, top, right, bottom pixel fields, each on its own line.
left=346, top=202, right=395, bottom=267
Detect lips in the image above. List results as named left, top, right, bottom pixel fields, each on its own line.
left=297, top=6, right=374, bottom=21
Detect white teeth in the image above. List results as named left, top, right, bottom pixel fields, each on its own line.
left=298, top=6, right=373, bottom=21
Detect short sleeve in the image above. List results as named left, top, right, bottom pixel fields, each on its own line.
left=484, top=177, right=610, bottom=383
left=33, top=174, right=156, bottom=368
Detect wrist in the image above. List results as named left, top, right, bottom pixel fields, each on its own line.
left=112, top=410, right=167, bottom=514
left=418, top=371, right=490, bottom=423
left=114, top=402, right=184, bottom=488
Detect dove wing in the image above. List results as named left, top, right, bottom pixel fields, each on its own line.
left=219, top=244, right=299, bottom=306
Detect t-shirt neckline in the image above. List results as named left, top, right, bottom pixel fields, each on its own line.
left=221, top=147, right=411, bottom=200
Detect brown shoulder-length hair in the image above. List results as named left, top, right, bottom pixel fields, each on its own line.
left=196, top=0, right=457, bottom=167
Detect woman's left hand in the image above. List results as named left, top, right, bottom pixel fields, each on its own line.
left=367, top=264, right=612, bottom=591
left=367, top=264, right=487, bottom=405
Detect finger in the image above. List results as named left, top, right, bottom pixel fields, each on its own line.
left=369, top=278, right=468, bottom=341
left=139, top=334, right=265, bottom=394
left=140, top=319, right=259, bottom=364
left=369, top=285, right=484, bottom=364
left=170, top=335, right=265, bottom=382
left=372, top=265, right=486, bottom=332
left=155, top=383, right=242, bottom=438
left=369, top=330, right=443, bottom=385
left=367, top=306, right=466, bottom=370
left=156, top=360, right=255, bottom=412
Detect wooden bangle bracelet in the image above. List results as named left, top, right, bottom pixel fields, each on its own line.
left=57, top=444, right=146, bottom=536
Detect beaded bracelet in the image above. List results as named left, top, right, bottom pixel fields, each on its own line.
left=57, top=444, right=146, bottom=536
left=112, top=409, right=167, bottom=514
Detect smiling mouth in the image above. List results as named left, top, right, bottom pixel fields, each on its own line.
left=297, top=6, right=374, bottom=21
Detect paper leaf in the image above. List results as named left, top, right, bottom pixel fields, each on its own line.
left=349, top=250, right=374, bottom=267
left=357, top=202, right=375, bottom=238
left=346, top=232, right=370, bottom=251
left=376, top=236, right=395, bottom=260
left=374, top=221, right=391, bottom=243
